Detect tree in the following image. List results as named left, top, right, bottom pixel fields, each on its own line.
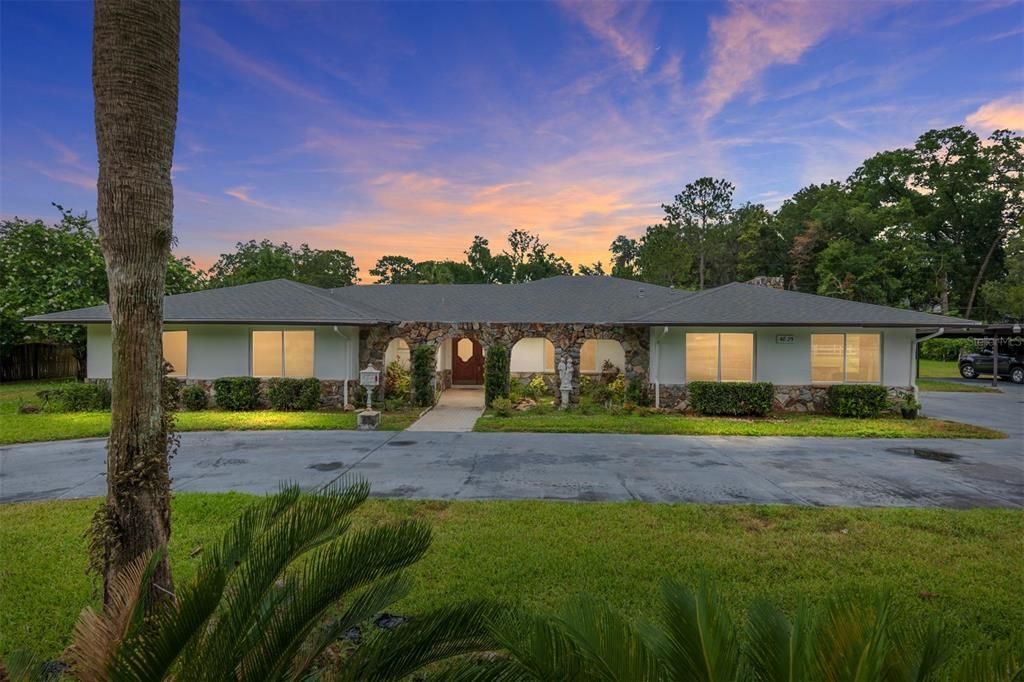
left=981, top=232, right=1024, bottom=321
left=92, top=0, right=179, bottom=606
left=502, top=229, right=573, bottom=282
left=465, top=235, right=512, bottom=283
left=634, top=223, right=694, bottom=288
left=207, top=239, right=358, bottom=288
left=663, top=177, right=735, bottom=289
left=370, top=255, right=416, bottom=284
left=734, top=203, right=783, bottom=282
left=0, top=207, right=202, bottom=376
left=577, top=261, right=606, bottom=276
left=609, top=235, right=639, bottom=279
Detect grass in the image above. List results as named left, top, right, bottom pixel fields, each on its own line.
left=474, top=410, right=1003, bottom=438
left=0, top=380, right=418, bottom=445
left=918, top=379, right=1001, bottom=393
left=1, top=493, right=1021, bottom=663
left=919, top=359, right=960, bottom=378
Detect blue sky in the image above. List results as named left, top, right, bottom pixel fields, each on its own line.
left=1, top=0, right=1021, bottom=274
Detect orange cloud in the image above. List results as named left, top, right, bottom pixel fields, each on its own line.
left=224, top=185, right=296, bottom=213
left=559, top=0, right=655, bottom=72
left=966, top=96, right=1024, bottom=132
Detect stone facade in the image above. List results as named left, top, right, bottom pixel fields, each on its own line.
left=654, top=383, right=914, bottom=414
left=361, top=322, right=649, bottom=404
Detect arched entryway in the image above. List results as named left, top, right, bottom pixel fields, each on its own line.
left=451, top=336, right=484, bottom=385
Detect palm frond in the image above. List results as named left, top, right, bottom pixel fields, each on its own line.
left=649, top=577, right=743, bottom=682
left=1, top=650, right=48, bottom=682
left=552, top=597, right=661, bottom=681
left=745, top=599, right=816, bottom=682
left=814, top=595, right=893, bottom=682
left=947, top=637, right=1024, bottom=682
left=482, top=608, right=589, bottom=681
left=340, top=601, right=506, bottom=682
left=240, top=519, right=433, bottom=681
left=68, top=551, right=160, bottom=682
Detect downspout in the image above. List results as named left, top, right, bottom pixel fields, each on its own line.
left=333, top=326, right=349, bottom=407
left=654, top=326, right=669, bottom=408
left=913, top=327, right=944, bottom=401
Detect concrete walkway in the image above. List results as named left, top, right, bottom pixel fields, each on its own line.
left=405, top=387, right=484, bottom=432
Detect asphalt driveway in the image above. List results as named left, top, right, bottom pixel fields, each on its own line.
left=1, top=391, right=1020, bottom=508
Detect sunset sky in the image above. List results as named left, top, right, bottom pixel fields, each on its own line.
left=2, top=1, right=1022, bottom=277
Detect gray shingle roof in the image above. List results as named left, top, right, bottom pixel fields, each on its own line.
left=26, top=276, right=979, bottom=328
left=627, top=282, right=976, bottom=327
left=329, top=276, right=691, bottom=324
left=25, top=279, right=388, bottom=325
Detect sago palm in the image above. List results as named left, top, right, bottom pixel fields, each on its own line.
left=59, top=479, right=498, bottom=681
left=437, top=578, right=1022, bottom=682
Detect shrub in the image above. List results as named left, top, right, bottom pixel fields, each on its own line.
left=38, top=382, right=111, bottom=412
left=267, top=377, right=321, bottom=411
left=523, top=375, right=548, bottom=399
left=384, top=360, right=412, bottom=402
left=182, top=385, right=209, bottom=411
left=920, top=337, right=976, bottom=361
left=163, top=376, right=183, bottom=407
left=484, top=343, right=510, bottom=406
left=625, top=377, right=651, bottom=407
left=827, top=384, right=890, bottom=418
left=688, top=381, right=774, bottom=416
left=411, top=344, right=435, bottom=407
left=491, top=397, right=513, bottom=416
left=213, top=377, right=262, bottom=411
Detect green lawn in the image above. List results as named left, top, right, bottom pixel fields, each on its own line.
left=0, top=380, right=418, bottom=445
left=918, top=378, right=1001, bottom=393
left=474, top=410, right=1003, bottom=438
left=919, top=359, right=960, bottom=378
left=1, top=494, right=1021, bottom=664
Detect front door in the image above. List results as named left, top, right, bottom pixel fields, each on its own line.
left=452, top=337, right=484, bottom=385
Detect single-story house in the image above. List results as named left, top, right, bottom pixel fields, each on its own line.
left=27, top=276, right=978, bottom=411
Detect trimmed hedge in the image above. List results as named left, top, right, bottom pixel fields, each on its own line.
left=213, top=377, right=261, bottom=411
left=182, top=385, right=209, bottom=411
left=267, top=377, right=321, bottom=411
left=38, top=382, right=111, bottom=412
left=826, top=384, right=890, bottom=418
left=688, top=381, right=774, bottom=416
left=919, top=338, right=976, bottom=361
left=411, top=345, right=435, bottom=407
left=484, top=343, right=510, bottom=407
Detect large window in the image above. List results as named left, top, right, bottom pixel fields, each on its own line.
left=162, top=331, right=187, bottom=377
left=685, top=333, right=754, bottom=382
left=811, top=333, right=881, bottom=383
left=252, top=330, right=315, bottom=377
left=579, top=339, right=626, bottom=374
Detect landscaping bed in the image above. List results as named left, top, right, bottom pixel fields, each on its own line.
left=0, top=380, right=418, bottom=445
left=1, top=493, right=1021, bottom=664
left=474, top=409, right=1003, bottom=438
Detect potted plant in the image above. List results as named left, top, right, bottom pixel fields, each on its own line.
left=900, top=396, right=921, bottom=419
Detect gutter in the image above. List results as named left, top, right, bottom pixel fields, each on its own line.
left=913, top=327, right=944, bottom=400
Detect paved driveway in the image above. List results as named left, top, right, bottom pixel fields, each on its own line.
left=1, top=391, right=1020, bottom=508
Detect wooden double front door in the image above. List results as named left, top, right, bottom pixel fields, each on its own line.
left=451, top=337, right=484, bottom=385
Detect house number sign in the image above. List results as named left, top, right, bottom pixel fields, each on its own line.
left=776, top=335, right=795, bottom=344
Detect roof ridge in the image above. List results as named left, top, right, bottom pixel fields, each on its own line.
left=284, top=280, right=393, bottom=319
left=625, top=281, right=730, bottom=321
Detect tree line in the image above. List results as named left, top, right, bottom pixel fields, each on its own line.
left=3, top=125, right=1021, bottom=371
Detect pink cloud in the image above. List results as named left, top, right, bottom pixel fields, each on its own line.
left=27, top=161, right=94, bottom=190
left=559, top=0, right=655, bottom=72
left=190, top=22, right=327, bottom=103
left=966, top=96, right=1024, bottom=131
left=699, top=1, right=873, bottom=123
left=224, top=185, right=295, bottom=213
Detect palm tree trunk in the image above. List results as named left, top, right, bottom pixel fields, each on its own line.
left=93, top=0, right=179, bottom=606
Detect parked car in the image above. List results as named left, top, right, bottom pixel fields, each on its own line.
left=958, top=348, right=1024, bottom=383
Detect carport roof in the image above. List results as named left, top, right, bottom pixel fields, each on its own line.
left=26, top=276, right=980, bottom=328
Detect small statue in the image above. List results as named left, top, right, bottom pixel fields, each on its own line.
left=558, top=355, right=573, bottom=408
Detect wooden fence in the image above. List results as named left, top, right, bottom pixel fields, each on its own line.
left=0, top=343, right=80, bottom=382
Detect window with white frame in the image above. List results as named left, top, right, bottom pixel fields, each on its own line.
left=162, top=330, right=187, bottom=377
left=251, top=330, right=315, bottom=377
left=685, top=332, right=754, bottom=382
left=811, top=333, right=881, bottom=383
